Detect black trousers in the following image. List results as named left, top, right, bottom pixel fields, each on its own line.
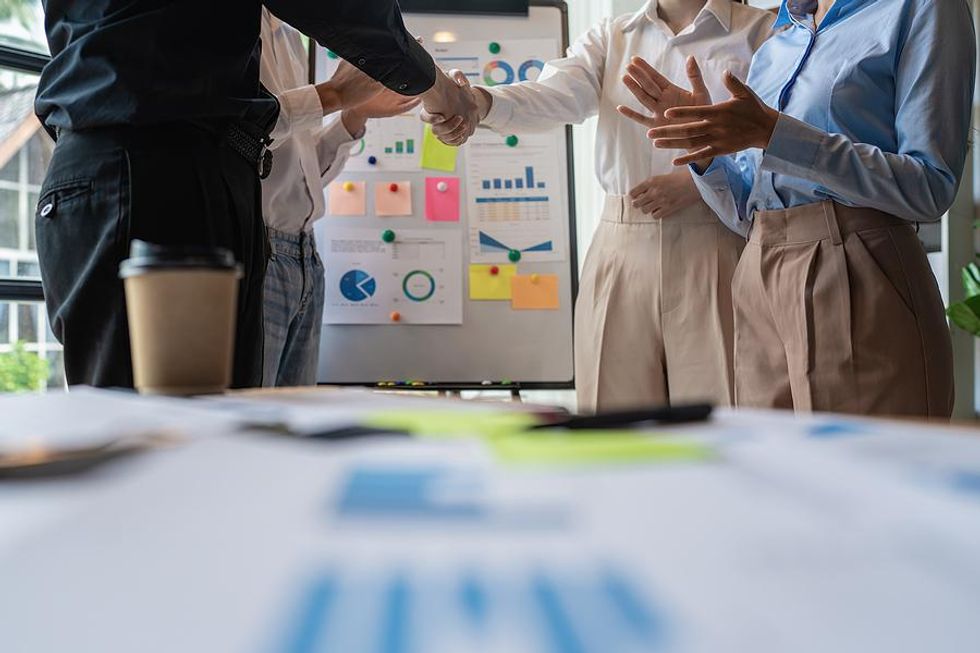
left=35, top=124, right=268, bottom=389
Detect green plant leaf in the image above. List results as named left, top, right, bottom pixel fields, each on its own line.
left=947, top=295, right=980, bottom=337
left=963, top=263, right=980, bottom=298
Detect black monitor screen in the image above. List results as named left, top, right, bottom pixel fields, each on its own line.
left=399, top=0, right=530, bottom=15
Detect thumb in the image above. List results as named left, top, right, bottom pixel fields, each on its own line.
left=723, top=70, right=753, bottom=100
left=686, top=56, right=709, bottom=99
left=450, top=69, right=471, bottom=89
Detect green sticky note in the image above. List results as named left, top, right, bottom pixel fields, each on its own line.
left=490, top=431, right=713, bottom=466
left=420, top=124, right=459, bottom=172
left=363, top=410, right=539, bottom=439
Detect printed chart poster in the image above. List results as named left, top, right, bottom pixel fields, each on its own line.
left=344, top=112, right=424, bottom=173
left=466, top=131, right=567, bottom=263
left=431, top=39, right=558, bottom=88
left=323, top=228, right=463, bottom=325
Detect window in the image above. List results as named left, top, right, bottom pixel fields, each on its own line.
left=0, top=1, right=62, bottom=392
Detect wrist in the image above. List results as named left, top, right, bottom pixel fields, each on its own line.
left=316, top=83, right=342, bottom=116
left=474, top=87, right=492, bottom=121
left=341, top=110, right=367, bottom=137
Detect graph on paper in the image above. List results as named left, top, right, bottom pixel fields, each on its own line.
left=466, top=132, right=565, bottom=263
left=346, top=113, right=423, bottom=172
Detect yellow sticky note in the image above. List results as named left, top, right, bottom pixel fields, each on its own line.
left=328, top=180, right=367, bottom=216
left=420, top=124, right=459, bottom=172
left=511, top=274, right=560, bottom=310
left=375, top=181, right=413, bottom=216
left=364, top=410, right=539, bottom=439
left=469, top=264, right=517, bottom=300
left=491, top=432, right=714, bottom=466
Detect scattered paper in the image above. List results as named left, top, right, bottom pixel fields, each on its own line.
left=420, top=124, right=459, bottom=172
left=491, top=431, right=714, bottom=466
left=328, top=181, right=367, bottom=216
left=511, top=274, right=560, bottom=310
left=424, top=177, right=461, bottom=222
left=469, top=263, right=517, bottom=300
left=374, top=181, right=413, bottom=217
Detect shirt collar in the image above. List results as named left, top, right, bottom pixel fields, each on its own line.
left=624, top=0, right=733, bottom=34
left=774, top=0, right=873, bottom=30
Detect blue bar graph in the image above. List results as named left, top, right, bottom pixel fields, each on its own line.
left=478, top=165, right=547, bottom=192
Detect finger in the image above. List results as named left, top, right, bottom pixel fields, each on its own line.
left=628, top=182, right=651, bottom=199
left=723, top=70, right=753, bottom=100
left=420, top=110, right=447, bottom=125
left=431, top=115, right=465, bottom=135
left=635, top=199, right=659, bottom=214
left=673, top=146, right=718, bottom=167
left=652, top=134, right=715, bottom=150
left=664, top=104, right=725, bottom=121
left=629, top=57, right=672, bottom=91
left=617, top=105, right=658, bottom=129
left=646, top=121, right=712, bottom=139
left=450, top=69, right=471, bottom=88
left=686, top=56, right=710, bottom=99
left=623, top=76, right=662, bottom=114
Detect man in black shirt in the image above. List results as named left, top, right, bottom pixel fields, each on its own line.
left=34, top=0, right=478, bottom=389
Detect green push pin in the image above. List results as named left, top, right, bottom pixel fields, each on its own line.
left=508, top=249, right=522, bottom=263
left=488, top=42, right=501, bottom=55
left=505, top=134, right=519, bottom=148
left=326, top=50, right=338, bottom=60
left=382, top=229, right=396, bottom=243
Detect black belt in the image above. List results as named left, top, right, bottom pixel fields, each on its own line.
left=224, top=122, right=274, bottom=180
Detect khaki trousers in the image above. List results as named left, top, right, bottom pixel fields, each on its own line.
left=575, top=196, right=745, bottom=412
left=734, top=201, right=954, bottom=417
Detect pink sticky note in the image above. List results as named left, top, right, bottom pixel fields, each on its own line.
left=425, top=177, right=461, bottom=222
left=328, top=181, right=367, bottom=216
left=375, top=181, right=413, bottom=217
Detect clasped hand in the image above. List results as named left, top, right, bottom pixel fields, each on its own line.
left=618, top=56, right=779, bottom=168
left=420, top=69, right=485, bottom=146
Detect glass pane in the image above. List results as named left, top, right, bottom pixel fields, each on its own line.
left=0, top=70, right=48, bottom=280
left=0, top=1, right=46, bottom=54
left=0, top=300, right=62, bottom=393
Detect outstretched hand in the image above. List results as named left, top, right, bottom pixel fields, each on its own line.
left=648, top=71, right=780, bottom=167
left=420, top=69, right=481, bottom=146
left=617, top=56, right=712, bottom=129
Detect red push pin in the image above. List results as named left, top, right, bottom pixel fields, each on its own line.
left=390, top=311, right=401, bottom=323
left=389, top=183, right=399, bottom=193
left=490, top=265, right=500, bottom=276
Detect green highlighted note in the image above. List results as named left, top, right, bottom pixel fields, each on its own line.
left=491, top=431, right=713, bottom=466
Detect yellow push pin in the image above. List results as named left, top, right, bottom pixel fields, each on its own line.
left=531, top=274, right=540, bottom=284
left=342, top=181, right=356, bottom=192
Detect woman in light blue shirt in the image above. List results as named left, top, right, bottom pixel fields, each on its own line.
left=620, top=0, right=975, bottom=417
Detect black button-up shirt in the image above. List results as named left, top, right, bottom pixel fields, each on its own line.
left=35, top=1, right=436, bottom=131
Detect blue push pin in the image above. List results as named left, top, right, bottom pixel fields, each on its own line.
left=368, top=155, right=378, bottom=166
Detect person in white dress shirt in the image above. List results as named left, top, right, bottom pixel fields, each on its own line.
left=259, top=9, right=420, bottom=386
left=453, top=0, right=773, bottom=412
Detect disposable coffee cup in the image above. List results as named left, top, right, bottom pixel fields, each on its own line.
left=119, top=240, right=242, bottom=396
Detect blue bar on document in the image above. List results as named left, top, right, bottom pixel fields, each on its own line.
left=482, top=180, right=491, bottom=190
left=493, top=179, right=502, bottom=189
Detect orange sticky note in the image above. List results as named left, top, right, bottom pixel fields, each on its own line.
left=511, top=274, right=560, bottom=310
left=470, top=264, right=517, bottom=300
left=375, top=181, right=413, bottom=216
left=329, top=180, right=367, bottom=216
left=425, top=177, right=461, bottom=222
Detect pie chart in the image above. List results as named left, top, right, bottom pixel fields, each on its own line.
left=339, top=269, right=377, bottom=302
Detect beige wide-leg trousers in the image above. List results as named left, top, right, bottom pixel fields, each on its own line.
left=734, top=201, right=954, bottom=417
left=575, top=196, right=745, bottom=413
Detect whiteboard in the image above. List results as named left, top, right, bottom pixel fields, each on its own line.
left=312, top=1, right=576, bottom=389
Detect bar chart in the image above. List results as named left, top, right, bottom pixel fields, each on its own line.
left=480, top=166, right=548, bottom=191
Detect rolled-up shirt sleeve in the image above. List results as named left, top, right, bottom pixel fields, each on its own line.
left=268, top=84, right=323, bottom=145
left=482, top=20, right=607, bottom=134
left=315, top=116, right=362, bottom=186
left=264, top=0, right=436, bottom=95
left=758, top=0, right=975, bottom=223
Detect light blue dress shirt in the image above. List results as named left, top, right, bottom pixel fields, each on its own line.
left=693, top=0, right=976, bottom=237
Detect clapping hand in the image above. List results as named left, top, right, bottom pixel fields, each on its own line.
left=420, top=69, right=482, bottom=146
left=315, top=58, right=385, bottom=115
left=628, top=170, right=700, bottom=218
left=617, top=56, right=712, bottom=129
left=342, top=89, right=421, bottom=136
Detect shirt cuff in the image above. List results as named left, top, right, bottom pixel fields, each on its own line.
left=278, top=85, right=325, bottom=135
left=482, top=88, right=516, bottom=132
left=689, top=158, right=730, bottom=192
left=759, top=113, right=824, bottom=177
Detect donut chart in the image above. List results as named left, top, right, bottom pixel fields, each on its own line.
left=519, top=59, right=545, bottom=82
left=402, top=270, right=436, bottom=302
left=483, top=60, right=515, bottom=86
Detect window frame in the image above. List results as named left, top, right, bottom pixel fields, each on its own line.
left=0, top=42, right=49, bottom=303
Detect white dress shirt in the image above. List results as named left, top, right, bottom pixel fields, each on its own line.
left=260, top=9, right=363, bottom=234
left=482, top=0, right=774, bottom=196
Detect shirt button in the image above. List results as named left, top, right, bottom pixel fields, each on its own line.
left=357, top=58, right=366, bottom=65
left=39, top=202, right=54, bottom=217
left=398, top=83, right=408, bottom=90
